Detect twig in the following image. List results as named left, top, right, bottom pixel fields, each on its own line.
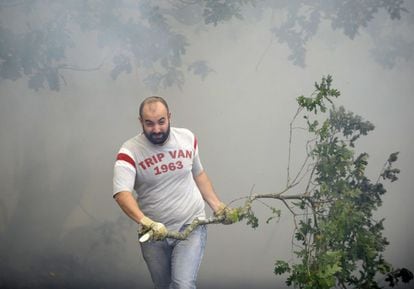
left=255, top=9, right=275, bottom=71
left=57, top=61, right=105, bottom=72
left=376, top=159, right=389, bottom=184
left=287, top=107, right=303, bottom=186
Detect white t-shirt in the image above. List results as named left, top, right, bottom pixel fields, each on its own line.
left=113, top=127, right=206, bottom=231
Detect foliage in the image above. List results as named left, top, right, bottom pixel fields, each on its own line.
left=202, top=0, right=256, bottom=26
left=267, top=75, right=413, bottom=288
left=0, top=0, right=411, bottom=91
left=270, top=0, right=409, bottom=67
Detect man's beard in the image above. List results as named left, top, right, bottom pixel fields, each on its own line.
left=143, top=124, right=171, bottom=145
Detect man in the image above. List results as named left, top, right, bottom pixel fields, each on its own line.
left=113, top=96, right=234, bottom=289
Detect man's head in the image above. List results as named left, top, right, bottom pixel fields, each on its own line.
left=139, top=96, right=171, bottom=145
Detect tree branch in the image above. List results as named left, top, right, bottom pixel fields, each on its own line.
left=57, top=61, right=105, bottom=72
left=139, top=191, right=311, bottom=242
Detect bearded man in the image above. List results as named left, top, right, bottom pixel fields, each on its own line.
left=113, top=96, right=234, bottom=289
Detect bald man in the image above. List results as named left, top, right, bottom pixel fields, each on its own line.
left=113, top=96, right=234, bottom=289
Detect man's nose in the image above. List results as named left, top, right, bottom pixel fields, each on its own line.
left=153, top=124, right=162, bottom=133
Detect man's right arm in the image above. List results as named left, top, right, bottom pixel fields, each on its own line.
left=114, top=191, right=145, bottom=224
left=114, top=191, right=168, bottom=240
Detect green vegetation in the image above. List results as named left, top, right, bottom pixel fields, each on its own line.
left=261, top=76, right=412, bottom=288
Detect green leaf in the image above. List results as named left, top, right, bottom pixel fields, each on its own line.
left=274, top=260, right=291, bottom=275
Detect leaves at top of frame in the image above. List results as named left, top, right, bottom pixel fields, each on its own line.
left=187, top=60, right=214, bottom=80
left=202, top=0, right=256, bottom=26
left=0, top=1, right=411, bottom=91
left=110, top=54, right=132, bottom=80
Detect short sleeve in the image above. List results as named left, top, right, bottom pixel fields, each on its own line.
left=113, top=147, right=137, bottom=196
left=191, top=135, right=204, bottom=177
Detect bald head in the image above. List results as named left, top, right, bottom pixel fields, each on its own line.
left=139, top=96, right=169, bottom=119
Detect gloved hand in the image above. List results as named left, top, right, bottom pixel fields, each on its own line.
left=140, top=216, right=168, bottom=240
left=214, top=202, right=238, bottom=225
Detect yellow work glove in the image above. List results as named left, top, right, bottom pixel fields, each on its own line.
left=214, top=202, right=238, bottom=225
left=140, top=216, right=168, bottom=240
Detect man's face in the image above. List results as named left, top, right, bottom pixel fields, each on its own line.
left=140, top=101, right=171, bottom=145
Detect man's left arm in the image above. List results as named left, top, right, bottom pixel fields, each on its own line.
left=193, top=170, right=222, bottom=213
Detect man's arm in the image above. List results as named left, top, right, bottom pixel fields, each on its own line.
left=194, top=170, right=238, bottom=225
left=194, top=170, right=222, bottom=213
left=114, top=191, right=168, bottom=239
left=114, top=191, right=145, bottom=224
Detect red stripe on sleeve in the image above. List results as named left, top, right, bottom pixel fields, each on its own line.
left=116, top=153, right=136, bottom=170
left=194, top=136, right=198, bottom=150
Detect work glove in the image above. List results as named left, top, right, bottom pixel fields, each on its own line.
left=214, top=202, right=238, bottom=225
left=140, top=216, right=168, bottom=240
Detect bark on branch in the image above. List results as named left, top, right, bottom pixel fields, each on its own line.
left=139, top=192, right=311, bottom=242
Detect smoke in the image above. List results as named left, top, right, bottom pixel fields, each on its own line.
left=1, top=1, right=414, bottom=288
